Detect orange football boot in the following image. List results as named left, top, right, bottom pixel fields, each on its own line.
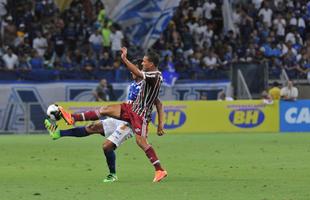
left=153, top=170, right=168, bottom=182
left=58, top=106, right=75, bottom=125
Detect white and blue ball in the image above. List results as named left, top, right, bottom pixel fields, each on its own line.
left=46, top=104, right=61, bottom=121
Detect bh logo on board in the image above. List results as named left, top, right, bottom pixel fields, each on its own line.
left=229, top=109, right=265, bottom=128
left=151, top=108, right=186, bottom=129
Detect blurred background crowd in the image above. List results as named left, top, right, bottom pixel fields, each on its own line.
left=0, top=0, right=309, bottom=82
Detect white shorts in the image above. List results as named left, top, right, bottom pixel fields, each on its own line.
left=101, top=118, right=134, bottom=147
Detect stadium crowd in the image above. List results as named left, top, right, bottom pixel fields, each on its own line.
left=0, top=0, right=309, bottom=82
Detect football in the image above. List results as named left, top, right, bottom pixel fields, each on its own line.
left=46, top=104, right=62, bottom=121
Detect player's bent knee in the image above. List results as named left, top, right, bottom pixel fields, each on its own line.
left=99, top=106, right=111, bottom=115
left=85, top=121, right=104, bottom=134
left=99, top=104, right=121, bottom=119
left=85, top=124, right=96, bottom=134
left=103, top=140, right=116, bottom=151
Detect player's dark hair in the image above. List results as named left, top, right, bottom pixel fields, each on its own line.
left=132, top=58, right=143, bottom=70
left=145, top=51, right=159, bottom=67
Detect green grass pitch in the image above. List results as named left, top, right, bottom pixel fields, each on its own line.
left=1, top=133, right=310, bottom=200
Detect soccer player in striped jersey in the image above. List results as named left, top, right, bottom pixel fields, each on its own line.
left=45, top=59, right=165, bottom=182
left=58, top=47, right=167, bottom=182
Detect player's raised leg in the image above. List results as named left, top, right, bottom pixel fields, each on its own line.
left=59, top=104, right=121, bottom=125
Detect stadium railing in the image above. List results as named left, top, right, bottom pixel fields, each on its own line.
left=237, top=69, right=252, bottom=99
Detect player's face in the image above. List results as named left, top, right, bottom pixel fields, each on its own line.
left=142, top=56, right=153, bottom=71
left=100, top=79, right=107, bottom=86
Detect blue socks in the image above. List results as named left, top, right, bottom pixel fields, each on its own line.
left=104, top=150, right=116, bottom=174
left=60, top=127, right=90, bottom=137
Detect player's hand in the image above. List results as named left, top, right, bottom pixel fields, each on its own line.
left=157, top=124, right=165, bottom=136
left=121, top=47, right=127, bottom=59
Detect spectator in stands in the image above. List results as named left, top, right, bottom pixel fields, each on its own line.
left=161, top=55, right=179, bottom=86
left=238, top=8, right=254, bottom=43
left=52, top=28, right=65, bottom=58
left=261, top=90, right=274, bottom=105
left=101, top=20, right=112, bottom=52
left=193, top=19, right=207, bottom=46
left=93, top=78, right=114, bottom=101
left=282, top=47, right=299, bottom=77
left=18, top=54, right=31, bottom=71
left=280, top=80, right=298, bottom=101
left=82, top=51, right=96, bottom=79
left=97, top=3, right=106, bottom=23
left=2, top=16, right=16, bottom=46
left=252, top=0, right=263, bottom=10
left=268, top=81, right=281, bottom=100
left=0, top=0, right=7, bottom=19
left=64, top=22, right=78, bottom=51
left=187, top=52, right=201, bottom=79
left=193, top=1, right=203, bottom=19
left=160, top=44, right=173, bottom=58
left=285, top=28, right=302, bottom=45
left=32, top=32, right=48, bottom=57
left=16, top=36, right=32, bottom=58
left=89, top=29, right=103, bottom=58
left=113, top=57, right=127, bottom=82
left=61, top=51, right=74, bottom=70
left=297, top=52, right=310, bottom=81
left=2, top=47, right=19, bottom=70
left=204, top=25, right=214, bottom=48
left=181, top=26, right=194, bottom=59
left=203, top=0, right=216, bottom=20
left=44, top=39, right=55, bottom=68
left=15, top=24, right=26, bottom=47
left=217, top=90, right=233, bottom=101
left=273, top=13, right=286, bottom=41
left=289, top=11, right=306, bottom=35
left=222, top=45, right=232, bottom=65
left=203, top=50, right=219, bottom=70
left=110, top=25, right=124, bottom=59
left=258, top=2, right=273, bottom=27
left=168, top=22, right=182, bottom=47
left=98, top=51, right=113, bottom=71
left=73, top=49, right=83, bottom=68
left=29, top=51, right=44, bottom=69
left=200, top=91, right=208, bottom=100
left=17, top=53, right=31, bottom=80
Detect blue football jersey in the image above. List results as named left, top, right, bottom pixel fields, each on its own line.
left=127, top=81, right=142, bottom=102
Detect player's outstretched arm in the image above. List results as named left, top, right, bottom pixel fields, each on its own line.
left=155, top=98, right=165, bottom=136
left=121, top=47, right=144, bottom=79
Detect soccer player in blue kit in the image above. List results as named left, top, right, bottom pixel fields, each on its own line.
left=45, top=59, right=165, bottom=182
